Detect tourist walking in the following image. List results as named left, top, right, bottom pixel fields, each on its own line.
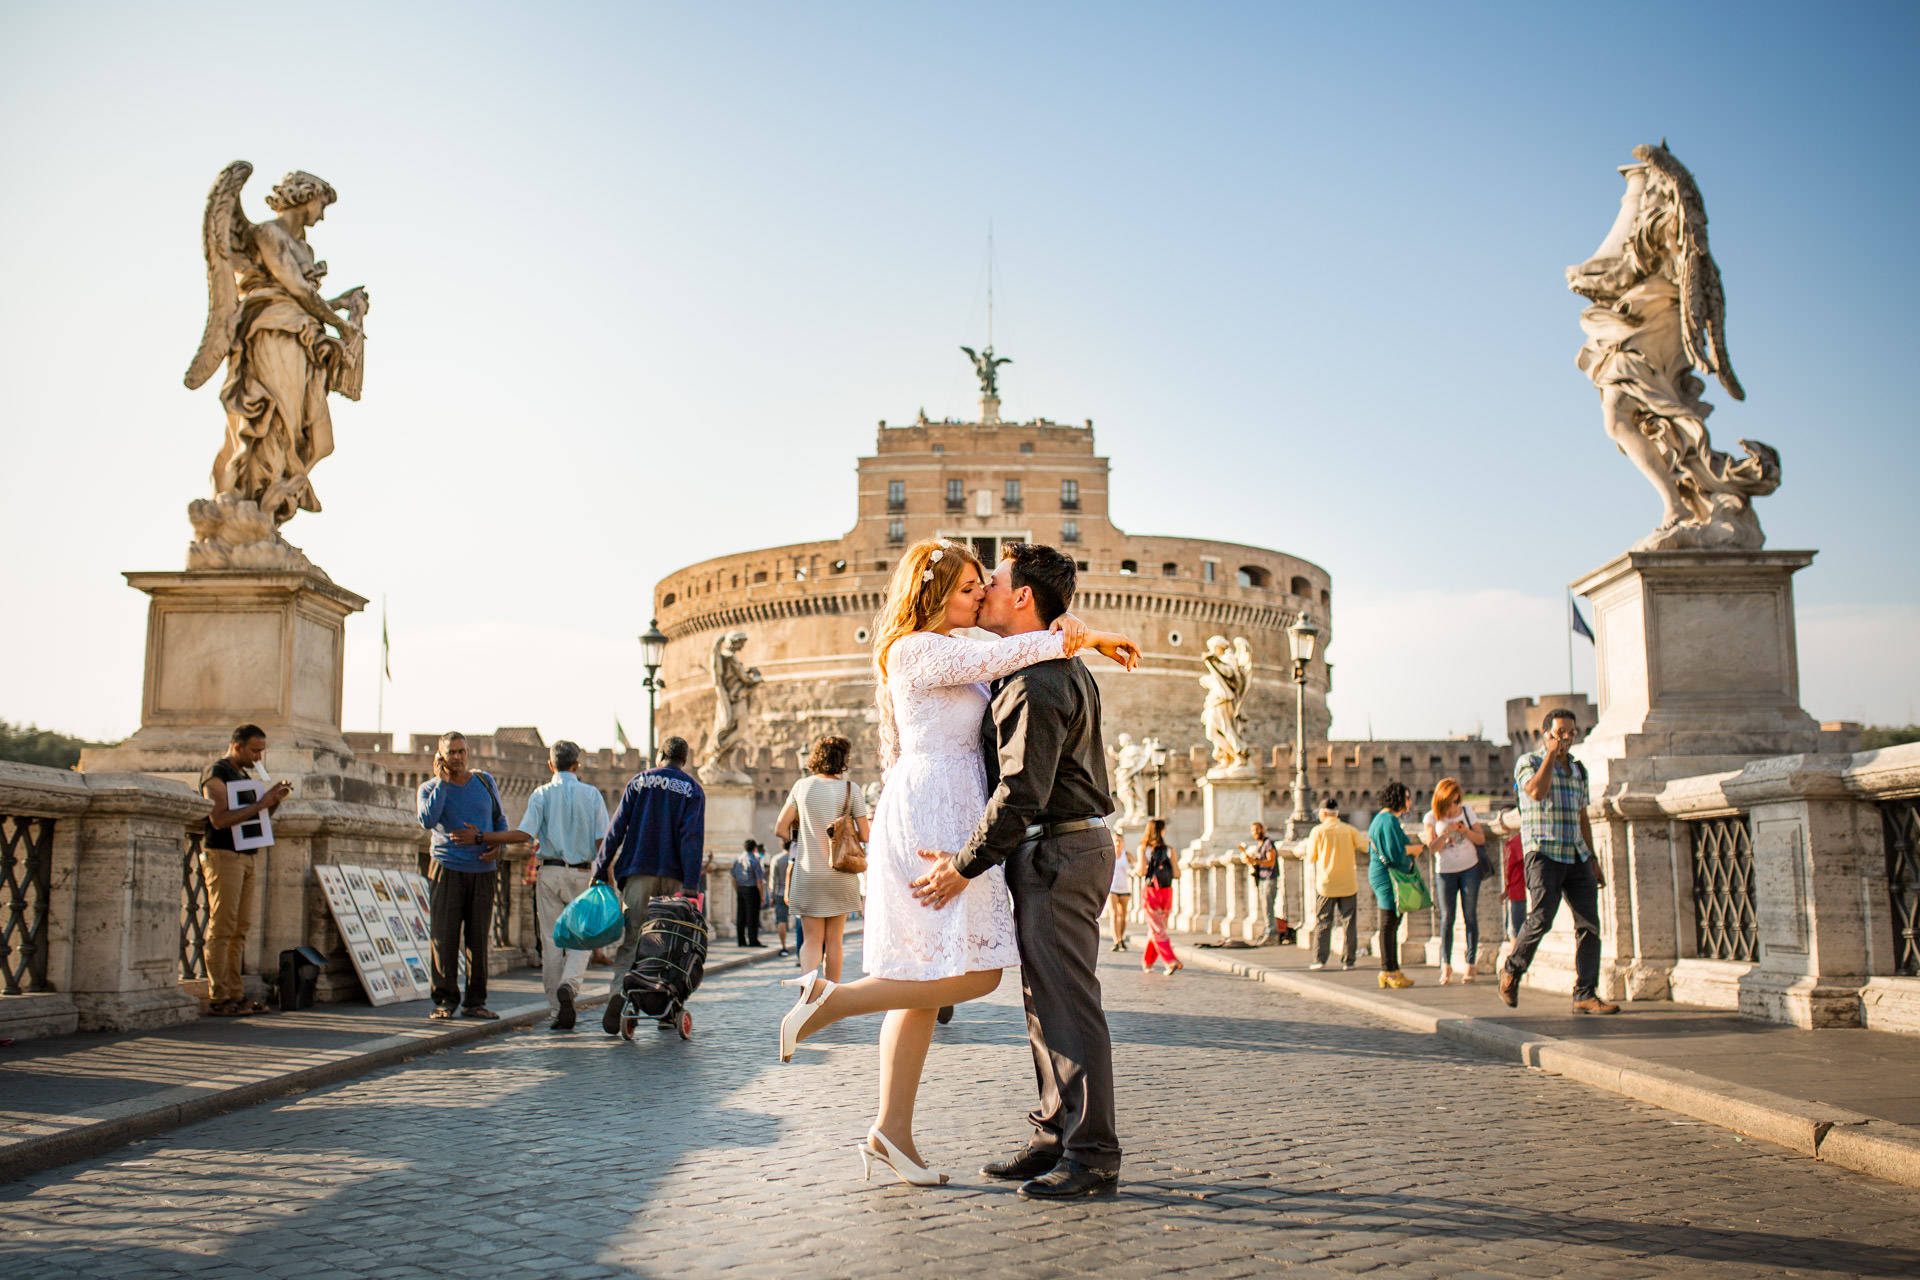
left=775, top=735, right=869, bottom=985
left=198, top=724, right=291, bottom=1017
left=1239, top=821, right=1280, bottom=943
left=1136, top=818, right=1182, bottom=974
left=1502, top=708, right=1619, bottom=1014
left=1423, top=778, right=1486, bottom=984
left=768, top=839, right=794, bottom=956
left=1105, top=826, right=1133, bottom=951
left=730, top=839, right=766, bottom=947
left=1306, top=797, right=1367, bottom=971
left=1367, top=781, right=1420, bottom=989
left=592, top=735, right=706, bottom=1034
left=518, top=739, right=609, bottom=1030
left=418, top=731, right=533, bottom=1021
left=774, top=539, right=1137, bottom=1195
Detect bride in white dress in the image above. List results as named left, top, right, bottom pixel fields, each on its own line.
left=778, top=538, right=1137, bottom=1186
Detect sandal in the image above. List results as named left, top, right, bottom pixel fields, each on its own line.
left=429, top=1006, right=456, bottom=1020
left=238, top=999, right=272, bottom=1015
left=206, top=1000, right=247, bottom=1017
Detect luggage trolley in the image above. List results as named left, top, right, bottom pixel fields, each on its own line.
left=611, top=893, right=708, bottom=1040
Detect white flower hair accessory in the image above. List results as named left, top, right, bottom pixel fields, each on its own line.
left=922, top=545, right=944, bottom=582
left=921, top=568, right=934, bottom=582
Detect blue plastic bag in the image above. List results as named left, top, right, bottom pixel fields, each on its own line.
left=553, top=881, right=627, bottom=951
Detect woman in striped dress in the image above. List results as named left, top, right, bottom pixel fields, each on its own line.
left=775, top=736, right=869, bottom=985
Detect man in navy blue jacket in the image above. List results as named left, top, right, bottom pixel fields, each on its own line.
left=593, top=736, right=705, bottom=1030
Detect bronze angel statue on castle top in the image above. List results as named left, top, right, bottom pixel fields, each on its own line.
left=183, top=161, right=369, bottom=569
left=1566, top=143, right=1778, bottom=551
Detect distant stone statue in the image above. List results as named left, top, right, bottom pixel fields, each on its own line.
left=959, top=344, right=1011, bottom=398
left=704, top=631, right=763, bottom=782
left=1200, top=636, right=1256, bottom=774
left=1107, top=733, right=1149, bottom=829
left=184, top=162, right=370, bottom=571
left=1566, top=143, right=1778, bottom=551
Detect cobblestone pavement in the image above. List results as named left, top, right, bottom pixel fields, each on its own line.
left=5, top=939, right=1920, bottom=1280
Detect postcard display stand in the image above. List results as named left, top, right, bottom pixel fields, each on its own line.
left=315, top=864, right=436, bottom=1005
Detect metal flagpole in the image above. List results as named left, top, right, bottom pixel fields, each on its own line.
left=1567, top=591, right=1575, bottom=695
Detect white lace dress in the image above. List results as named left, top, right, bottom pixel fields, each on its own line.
left=862, top=629, right=1068, bottom=981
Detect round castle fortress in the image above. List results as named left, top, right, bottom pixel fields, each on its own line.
left=652, top=406, right=1334, bottom=780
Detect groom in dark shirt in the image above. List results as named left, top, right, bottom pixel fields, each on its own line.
left=913, top=542, right=1123, bottom=1199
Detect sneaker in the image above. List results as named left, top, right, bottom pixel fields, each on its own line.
left=551, top=985, right=576, bottom=1031
left=1341, top=962, right=1355, bottom=971
left=1308, top=962, right=1326, bottom=971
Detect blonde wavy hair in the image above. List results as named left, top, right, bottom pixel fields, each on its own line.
left=871, top=538, right=986, bottom=771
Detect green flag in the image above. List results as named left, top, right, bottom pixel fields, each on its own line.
left=615, top=718, right=631, bottom=751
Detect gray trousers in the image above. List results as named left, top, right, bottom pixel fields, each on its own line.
left=1005, top=827, right=1122, bottom=1173
left=533, top=864, right=592, bottom=1012
left=610, top=874, right=683, bottom=988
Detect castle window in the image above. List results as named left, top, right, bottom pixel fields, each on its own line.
left=1076, top=560, right=1088, bottom=570
left=1060, top=479, right=1079, bottom=509
left=1003, top=479, right=1022, bottom=510
left=1162, top=562, right=1177, bottom=578
left=753, top=571, right=768, bottom=584
left=1291, top=575, right=1312, bottom=596
left=731, top=574, right=739, bottom=588
left=662, top=592, right=676, bottom=607
left=1019, top=443, right=1034, bottom=454
left=1120, top=560, right=1137, bottom=575
left=1238, top=565, right=1270, bottom=589
left=1062, top=520, right=1080, bottom=543
left=931, top=444, right=944, bottom=453
left=887, top=519, right=905, bottom=544
left=1203, top=559, right=1218, bottom=583
left=887, top=480, right=906, bottom=511
left=946, top=478, right=964, bottom=510
left=1320, top=588, right=1330, bottom=608
left=831, top=559, right=847, bottom=574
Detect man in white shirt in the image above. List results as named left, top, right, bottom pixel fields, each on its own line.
left=520, top=740, right=610, bottom=1030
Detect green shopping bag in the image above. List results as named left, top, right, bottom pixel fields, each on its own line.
left=1389, top=865, right=1432, bottom=913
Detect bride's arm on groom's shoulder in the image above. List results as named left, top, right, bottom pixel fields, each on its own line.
left=1084, top=630, right=1140, bottom=670
left=892, top=628, right=1070, bottom=689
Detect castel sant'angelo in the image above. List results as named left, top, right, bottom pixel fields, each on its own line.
left=651, top=358, right=1334, bottom=786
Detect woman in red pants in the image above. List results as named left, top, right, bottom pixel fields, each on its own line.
left=1135, top=818, right=1183, bottom=974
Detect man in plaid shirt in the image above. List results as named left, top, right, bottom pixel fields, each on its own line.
left=1500, top=708, right=1619, bottom=1014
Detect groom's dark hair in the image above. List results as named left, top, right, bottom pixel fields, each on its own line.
left=1001, top=542, right=1076, bottom=624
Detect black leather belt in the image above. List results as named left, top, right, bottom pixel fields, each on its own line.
left=541, top=859, right=592, bottom=868
left=1021, top=816, right=1107, bottom=841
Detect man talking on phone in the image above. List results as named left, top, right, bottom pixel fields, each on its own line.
left=1501, top=708, right=1618, bottom=1014
left=417, top=731, right=532, bottom=1020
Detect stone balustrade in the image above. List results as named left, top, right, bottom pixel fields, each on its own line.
left=0, top=760, right=542, bottom=1043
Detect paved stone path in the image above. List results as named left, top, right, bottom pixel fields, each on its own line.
left=5, top=939, right=1919, bottom=1279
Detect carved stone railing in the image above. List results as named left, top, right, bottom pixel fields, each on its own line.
left=2, top=812, right=55, bottom=995
left=179, top=830, right=209, bottom=982
left=1570, top=742, right=1920, bottom=1033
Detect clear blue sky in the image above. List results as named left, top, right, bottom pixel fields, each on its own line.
left=2, top=1, right=1915, bottom=747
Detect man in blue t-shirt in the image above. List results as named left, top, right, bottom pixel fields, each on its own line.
left=417, top=731, right=532, bottom=1020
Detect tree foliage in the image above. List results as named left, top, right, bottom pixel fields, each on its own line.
left=1862, top=724, right=1920, bottom=751
left=0, top=720, right=116, bottom=770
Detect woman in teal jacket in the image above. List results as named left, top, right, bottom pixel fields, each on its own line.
left=1368, top=781, right=1420, bottom=988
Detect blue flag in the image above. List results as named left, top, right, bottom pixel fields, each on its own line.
left=1570, top=598, right=1595, bottom=642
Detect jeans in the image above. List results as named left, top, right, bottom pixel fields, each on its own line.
left=1256, top=874, right=1279, bottom=934
left=1436, top=866, right=1482, bottom=966
left=1504, top=853, right=1603, bottom=1001
left=1504, top=898, right=1527, bottom=940
left=429, top=863, right=496, bottom=1010
left=1379, top=907, right=1402, bottom=971
left=1313, top=894, right=1356, bottom=966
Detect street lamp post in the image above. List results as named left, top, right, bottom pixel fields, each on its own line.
left=637, top=619, right=668, bottom=765
left=1144, top=736, right=1168, bottom=824
left=1286, top=616, right=1321, bottom=839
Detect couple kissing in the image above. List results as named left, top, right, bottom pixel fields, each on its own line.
left=778, top=538, right=1140, bottom=1199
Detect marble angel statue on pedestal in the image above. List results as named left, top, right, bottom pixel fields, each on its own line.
left=1200, top=636, right=1256, bottom=775
left=184, top=162, right=370, bottom=570
left=1566, top=143, right=1777, bottom=551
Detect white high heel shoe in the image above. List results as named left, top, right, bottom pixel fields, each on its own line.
left=857, top=1126, right=949, bottom=1187
left=779, top=969, right=836, bottom=1063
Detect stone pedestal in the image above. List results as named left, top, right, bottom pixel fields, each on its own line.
left=82, top=569, right=368, bottom=778
left=1175, top=772, right=1264, bottom=941
left=1572, top=550, right=1831, bottom=787
left=700, top=780, right=757, bottom=940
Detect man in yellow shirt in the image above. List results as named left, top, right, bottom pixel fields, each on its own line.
left=1306, top=797, right=1369, bottom=971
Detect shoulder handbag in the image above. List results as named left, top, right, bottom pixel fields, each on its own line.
left=1389, top=864, right=1433, bottom=913
left=826, top=780, right=868, bottom=875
